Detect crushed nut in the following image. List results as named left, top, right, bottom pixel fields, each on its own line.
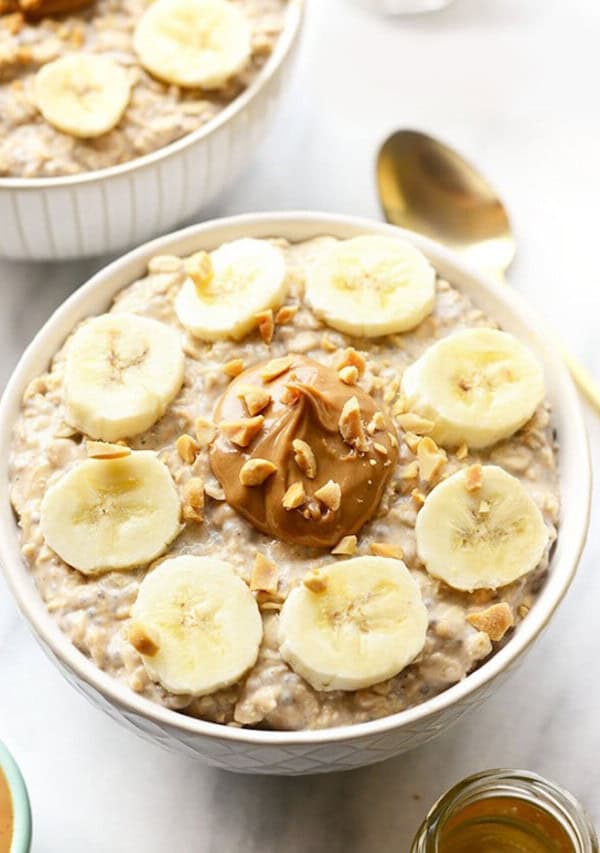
left=456, top=442, right=469, bottom=460
left=373, top=442, right=388, bottom=456
left=292, top=438, right=317, bottom=479
left=128, top=622, right=159, bottom=657
left=399, top=461, right=420, bottom=480
left=321, top=333, right=337, bottom=352
left=392, top=395, right=408, bottom=417
left=383, top=378, right=400, bottom=405
left=194, top=416, right=217, bottom=448
left=411, top=488, right=426, bottom=507
left=176, top=434, right=200, bottom=464
left=467, top=603, right=514, bottom=642
left=314, top=480, right=341, bottom=511
left=478, top=499, right=490, bottom=514
left=403, top=432, right=421, bottom=453
left=336, top=346, right=366, bottom=376
left=219, top=416, right=264, bottom=448
left=86, top=440, right=131, bottom=460
left=261, top=355, right=294, bottom=382
left=237, top=384, right=271, bottom=416
left=185, top=250, right=213, bottom=293
left=250, top=553, right=279, bottom=595
left=223, top=358, right=245, bottom=378
left=239, top=458, right=277, bottom=486
left=182, top=477, right=205, bottom=522
left=204, top=480, right=225, bottom=501
left=303, top=570, right=327, bottom=594
left=465, top=463, right=483, bottom=492
left=282, top=481, right=306, bottom=510
left=339, top=396, right=368, bottom=452
left=256, top=309, right=274, bottom=344
left=396, top=413, right=435, bottom=435
left=338, top=365, right=359, bottom=385
left=417, top=436, right=447, bottom=483
left=367, top=411, right=386, bottom=435
left=370, top=542, right=404, bottom=559
left=331, top=535, right=357, bottom=556
left=275, top=304, right=298, bottom=325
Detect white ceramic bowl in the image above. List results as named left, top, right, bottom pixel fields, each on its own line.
left=0, top=212, right=590, bottom=775
left=0, top=3, right=303, bottom=262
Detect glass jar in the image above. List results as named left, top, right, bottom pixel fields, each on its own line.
left=411, top=770, right=598, bottom=853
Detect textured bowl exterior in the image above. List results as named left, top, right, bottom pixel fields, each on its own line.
left=0, top=2, right=303, bottom=261
left=0, top=213, right=591, bottom=774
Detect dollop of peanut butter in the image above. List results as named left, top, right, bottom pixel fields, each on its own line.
left=210, top=355, right=398, bottom=548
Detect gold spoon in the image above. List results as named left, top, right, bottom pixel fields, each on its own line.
left=377, top=128, right=600, bottom=412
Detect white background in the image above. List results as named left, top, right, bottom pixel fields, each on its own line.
left=1, top=0, right=599, bottom=849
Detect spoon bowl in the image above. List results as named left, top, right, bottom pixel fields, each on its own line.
left=377, top=129, right=516, bottom=277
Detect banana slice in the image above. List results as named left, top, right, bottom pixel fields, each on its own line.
left=64, top=313, right=185, bottom=442
left=133, top=0, right=252, bottom=90
left=175, top=238, right=288, bottom=340
left=415, top=465, right=548, bottom=592
left=130, top=555, right=263, bottom=696
left=33, top=53, right=131, bottom=139
left=278, top=557, right=428, bottom=692
left=305, top=236, right=436, bottom=338
left=401, top=328, right=545, bottom=449
left=40, top=451, right=181, bottom=575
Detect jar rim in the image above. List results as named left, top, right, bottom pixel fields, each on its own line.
left=414, top=769, right=598, bottom=853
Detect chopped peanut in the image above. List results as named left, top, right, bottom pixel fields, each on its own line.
left=223, top=358, right=245, bottom=378
left=250, top=553, right=279, bottom=595
left=194, top=416, right=217, bottom=448
left=321, top=333, right=337, bottom=352
left=383, top=378, right=400, bottom=405
left=185, top=250, right=213, bottom=293
left=373, top=442, right=388, bottom=456
left=399, top=461, right=420, bottom=480
left=86, top=440, right=131, bottom=460
left=391, top=395, right=408, bottom=417
left=411, top=488, right=426, bottom=507
left=478, top=499, right=491, bottom=514
left=176, top=434, right=199, bottom=464
left=275, top=304, right=298, bottom=325
left=314, top=480, right=341, bottom=511
left=370, top=542, right=404, bottom=560
left=237, top=384, right=271, bottom=416
left=239, top=458, right=277, bottom=486
left=467, top=602, right=514, bottom=642
left=331, top=535, right=357, bottom=556
left=256, top=309, right=274, bottom=344
left=367, top=411, right=386, bottom=435
left=282, top=481, right=306, bottom=510
left=339, top=396, right=368, bottom=452
left=465, top=463, right=483, bottom=492
left=182, top=477, right=205, bottom=522
left=292, top=438, right=317, bottom=479
left=396, top=413, right=435, bottom=435
left=304, top=570, right=327, bottom=594
left=456, top=442, right=469, bottom=460
left=128, top=622, right=159, bottom=657
left=336, top=347, right=366, bottom=376
left=338, top=365, right=359, bottom=385
left=403, top=432, right=421, bottom=453
left=417, top=436, right=447, bottom=483
left=261, top=355, right=294, bottom=382
left=219, top=416, right=264, bottom=448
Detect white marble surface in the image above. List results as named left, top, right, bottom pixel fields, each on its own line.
left=1, top=0, right=600, bottom=848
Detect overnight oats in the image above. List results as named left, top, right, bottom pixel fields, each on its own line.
left=0, top=0, right=286, bottom=177
left=8, top=234, right=560, bottom=730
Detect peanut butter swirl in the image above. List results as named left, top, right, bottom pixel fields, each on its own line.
left=210, top=355, right=398, bottom=548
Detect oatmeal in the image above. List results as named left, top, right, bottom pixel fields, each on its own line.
left=0, top=0, right=286, bottom=177
left=9, top=235, right=559, bottom=730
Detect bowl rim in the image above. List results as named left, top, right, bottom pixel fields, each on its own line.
left=0, top=741, right=32, bottom=853
left=0, top=210, right=591, bottom=748
left=0, top=0, right=304, bottom=191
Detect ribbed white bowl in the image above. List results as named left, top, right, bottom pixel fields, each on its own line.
left=0, top=213, right=591, bottom=774
left=0, top=2, right=304, bottom=261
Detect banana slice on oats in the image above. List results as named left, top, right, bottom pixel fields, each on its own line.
left=401, top=328, right=545, bottom=449
left=278, top=557, right=428, bottom=691
left=64, top=313, right=185, bottom=442
left=305, top=236, right=436, bottom=338
left=133, top=0, right=252, bottom=90
left=175, top=238, right=288, bottom=340
left=415, top=465, right=548, bottom=591
left=40, top=451, right=181, bottom=575
left=33, top=53, right=131, bottom=138
left=129, top=555, right=263, bottom=696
